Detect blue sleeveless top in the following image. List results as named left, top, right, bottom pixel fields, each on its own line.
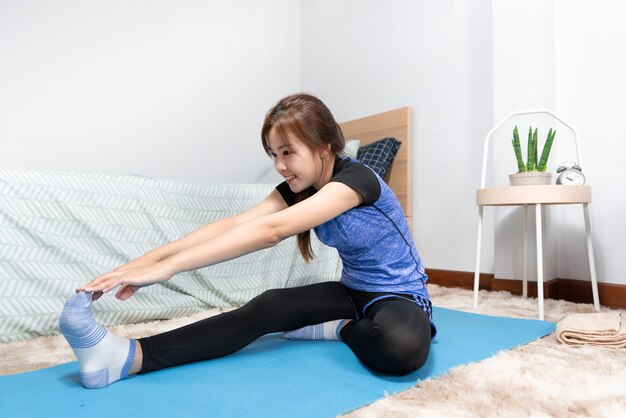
left=276, top=154, right=435, bottom=335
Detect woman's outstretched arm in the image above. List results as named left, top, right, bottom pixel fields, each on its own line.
left=82, top=189, right=289, bottom=299
left=79, top=182, right=362, bottom=298
left=132, top=188, right=289, bottom=264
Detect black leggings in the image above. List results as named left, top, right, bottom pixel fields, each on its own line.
left=138, top=282, right=432, bottom=376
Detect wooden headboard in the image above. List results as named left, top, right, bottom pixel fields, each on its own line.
left=339, top=107, right=413, bottom=234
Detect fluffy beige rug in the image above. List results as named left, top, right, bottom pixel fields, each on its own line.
left=2, top=285, right=625, bottom=417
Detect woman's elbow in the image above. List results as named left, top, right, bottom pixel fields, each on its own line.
left=268, top=230, right=282, bottom=246
left=266, top=224, right=285, bottom=246
left=263, top=227, right=284, bottom=247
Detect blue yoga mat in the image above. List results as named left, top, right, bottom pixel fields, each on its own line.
left=0, top=307, right=554, bottom=417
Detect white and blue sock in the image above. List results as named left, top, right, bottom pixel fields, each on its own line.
left=59, top=291, right=136, bottom=389
left=282, top=319, right=350, bottom=341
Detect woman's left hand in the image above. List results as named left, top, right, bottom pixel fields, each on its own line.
left=77, top=262, right=175, bottom=301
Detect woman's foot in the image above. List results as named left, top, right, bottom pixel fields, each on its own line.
left=59, top=291, right=138, bottom=388
left=282, top=319, right=351, bottom=341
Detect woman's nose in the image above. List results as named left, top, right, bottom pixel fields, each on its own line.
left=274, top=158, right=286, bottom=171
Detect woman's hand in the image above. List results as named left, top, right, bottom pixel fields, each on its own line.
left=77, top=261, right=175, bottom=301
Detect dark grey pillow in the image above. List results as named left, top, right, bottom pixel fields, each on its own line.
left=356, top=137, right=402, bottom=178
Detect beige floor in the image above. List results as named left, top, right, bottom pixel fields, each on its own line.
left=2, top=284, right=625, bottom=417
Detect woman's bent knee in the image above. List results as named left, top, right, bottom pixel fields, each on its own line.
left=376, top=333, right=431, bottom=375
left=351, top=301, right=433, bottom=375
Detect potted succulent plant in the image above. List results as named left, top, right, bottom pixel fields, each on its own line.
left=509, top=125, right=556, bottom=186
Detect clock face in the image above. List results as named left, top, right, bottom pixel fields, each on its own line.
left=558, top=168, right=585, bottom=185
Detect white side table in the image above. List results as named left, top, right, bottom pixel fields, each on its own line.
left=474, top=185, right=599, bottom=320
left=473, top=110, right=600, bottom=320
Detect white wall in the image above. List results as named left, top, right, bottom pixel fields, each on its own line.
left=553, top=0, right=626, bottom=284
left=2, top=1, right=624, bottom=284
left=300, top=0, right=495, bottom=273
left=489, top=0, right=626, bottom=285
left=491, top=0, right=559, bottom=283
left=300, top=0, right=625, bottom=285
left=0, top=0, right=299, bottom=183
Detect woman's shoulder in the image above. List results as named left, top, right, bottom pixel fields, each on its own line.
left=331, top=155, right=381, bottom=207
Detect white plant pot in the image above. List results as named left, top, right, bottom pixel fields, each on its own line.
left=509, top=171, right=552, bottom=186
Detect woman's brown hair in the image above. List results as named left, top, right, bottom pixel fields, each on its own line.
left=261, top=93, right=345, bottom=262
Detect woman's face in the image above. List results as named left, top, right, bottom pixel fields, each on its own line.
left=267, top=126, right=332, bottom=192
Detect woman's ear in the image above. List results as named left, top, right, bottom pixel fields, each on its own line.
left=324, top=143, right=332, bottom=159
left=317, top=144, right=333, bottom=162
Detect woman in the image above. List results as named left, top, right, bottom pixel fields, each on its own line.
left=59, top=93, right=436, bottom=389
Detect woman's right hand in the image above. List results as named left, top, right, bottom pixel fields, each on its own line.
left=78, top=261, right=174, bottom=301
left=81, top=254, right=162, bottom=301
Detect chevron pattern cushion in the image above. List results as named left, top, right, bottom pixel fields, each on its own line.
left=0, top=167, right=341, bottom=343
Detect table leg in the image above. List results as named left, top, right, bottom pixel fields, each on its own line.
left=535, top=204, right=544, bottom=321
left=473, top=206, right=484, bottom=308
left=523, top=204, right=528, bottom=298
left=583, top=204, right=600, bottom=312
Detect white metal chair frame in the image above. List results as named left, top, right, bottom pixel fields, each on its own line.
left=473, top=109, right=600, bottom=320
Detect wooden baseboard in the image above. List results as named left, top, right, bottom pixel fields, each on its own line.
left=426, top=268, right=626, bottom=309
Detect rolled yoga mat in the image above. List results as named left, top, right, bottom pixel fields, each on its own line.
left=0, top=307, right=555, bottom=417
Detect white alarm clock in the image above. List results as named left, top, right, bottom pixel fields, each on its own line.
left=556, top=161, right=586, bottom=185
